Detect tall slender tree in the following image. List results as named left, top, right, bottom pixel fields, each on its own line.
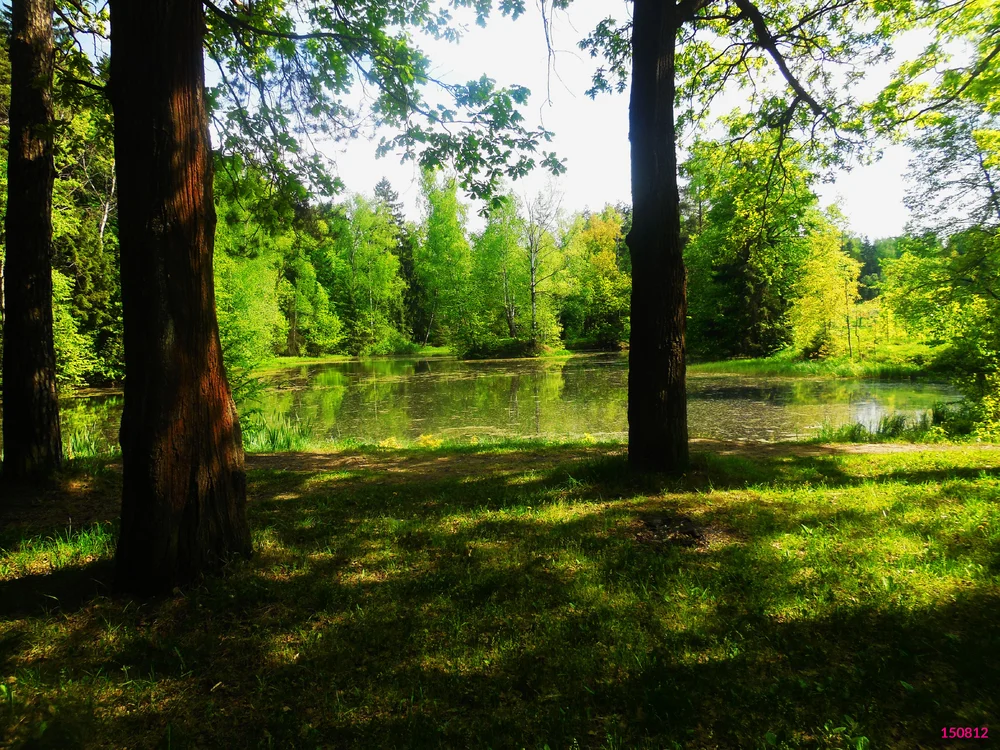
left=2, top=0, right=60, bottom=481
left=579, top=0, right=939, bottom=471
left=523, top=188, right=562, bottom=348
left=109, top=0, right=250, bottom=594
left=625, top=0, right=688, bottom=471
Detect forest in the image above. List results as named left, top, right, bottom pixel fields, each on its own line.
left=12, top=90, right=999, bottom=411
left=1, top=0, right=998, bottom=747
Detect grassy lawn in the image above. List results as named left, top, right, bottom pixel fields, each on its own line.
left=1, top=442, right=998, bottom=748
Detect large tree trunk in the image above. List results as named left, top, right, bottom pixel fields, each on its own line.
left=109, top=0, right=250, bottom=595
left=626, top=0, right=689, bottom=472
left=2, top=0, right=61, bottom=481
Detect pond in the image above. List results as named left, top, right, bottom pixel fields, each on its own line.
left=28, top=353, right=958, bottom=452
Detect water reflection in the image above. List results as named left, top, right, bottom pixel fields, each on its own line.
left=1, top=353, right=959, bottom=449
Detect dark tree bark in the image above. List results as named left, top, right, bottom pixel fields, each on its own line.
left=109, top=0, right=251, bottom=595
left=2, top=0, right=61, bottom=482
left=626, top=0, right=689, bottom=473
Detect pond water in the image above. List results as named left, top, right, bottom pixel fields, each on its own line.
left=29, top=353, right=958, bottom=450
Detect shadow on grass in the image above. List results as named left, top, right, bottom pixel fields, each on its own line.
left=1, top=443, right=998, bottom=748
left=0, top=560, right=113, bottom=620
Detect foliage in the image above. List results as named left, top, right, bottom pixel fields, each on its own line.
left=789, top=214, right=863, bottom=359
left=905, top=103, right=1000, bottom=235
left=470, top=194, right=530, bottom=344
left=375, top=177, right=424, bottom=340
left=877, top=23, right=1000, bottom=435
left=214, top=252, right=287, bottom=374
left=50, top=269, right=99, bottom=387
left=684, top=136, right=816, bottom=358
left=332, top=195, right=408, bottom=355
left=580, top=0, right=920, bottom=167
left=414, top=170, right=476, bottom=349
left=560, top=206, right=630, bottom=348
left=520, top=188, right=565, bottom=348
left=885, top=230, right=1000, bottom=382
left=203, top=0, right=564, bottom=201
left=874, top=0, right=1000, bottom=129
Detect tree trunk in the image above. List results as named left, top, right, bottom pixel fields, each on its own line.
left=626, top=0, right=689, bottom=473
left=423, top=299, right=437, bottom=347
left=2, top=0, right=61, bottom=481
left=502, top=266, right=517, bottom=337
left=529, top=264, right=538, bottom=344
left=109, top=0, right=250, bottom=595
left=844, top=280, right=853, bottom=359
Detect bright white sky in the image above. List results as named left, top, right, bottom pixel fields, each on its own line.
left=321, top=0, right=926, bottom=239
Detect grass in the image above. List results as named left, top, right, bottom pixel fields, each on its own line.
left=241, top=415, right=313, bottom=453
left=414, top=344, right=453, bottom=358
left=690, top=343, right=947, bottom=380
left=814, top=402, right=983, bottom=445
left=238, top=414, right=622, bottom=456
left=0, top=524, right=115, bottom=581
left=64, top=427, right=120, bottom=460
left=1, top=441, right=998, bottom=748
left=815, top=415, right=920, bottom=443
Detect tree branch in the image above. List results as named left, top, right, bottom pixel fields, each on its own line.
left=677, top=0, right=715, bottom=26
left=901, top=34, right=1000, bottom=124
left=203, top=0, right=354, bottom=45
left=731, top=0, right=827, bottom=119
left=778, top=0, right=856, bottom=39
left=55, top=64, right=107, bottom=95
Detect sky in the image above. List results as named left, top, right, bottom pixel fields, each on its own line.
left=320, top=0, right=924, bottom=239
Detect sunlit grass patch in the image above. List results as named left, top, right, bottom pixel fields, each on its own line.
left=0, top=523, right=115, bottom=581
left=1, top=442, right=998, bottom=748
left=241, top=414, right=312, bottom=452
left=64, top=427, right=120, bottom=459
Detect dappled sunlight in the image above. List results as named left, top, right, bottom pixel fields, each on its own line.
left=1, top=442, right=998, bottom=746
left=0, top=523, right=116, bottom=581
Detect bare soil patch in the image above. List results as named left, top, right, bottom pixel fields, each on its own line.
left=245, top=446, right=616, bottom=483
left=689, top=438, right=1000, bottom=460
left=0, top=471, right=121, bottom=534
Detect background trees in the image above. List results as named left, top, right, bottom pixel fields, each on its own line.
left=788, top=216, right=863, bottom=359
left=415, top=171, right=475, bottom=348
left=471, top=195, right=530, bottom=343
left=334, top=195, right=407, bottom=355
left=684, top=136, right=816, bottom=358
left=560, top=206, right=631, bottom=349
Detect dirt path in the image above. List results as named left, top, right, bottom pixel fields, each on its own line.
left=245, top=440, right=1000, bottom=474
left=246, top=445, right=614, bottom=479
left=689, top=438, right=1000, bottom=460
